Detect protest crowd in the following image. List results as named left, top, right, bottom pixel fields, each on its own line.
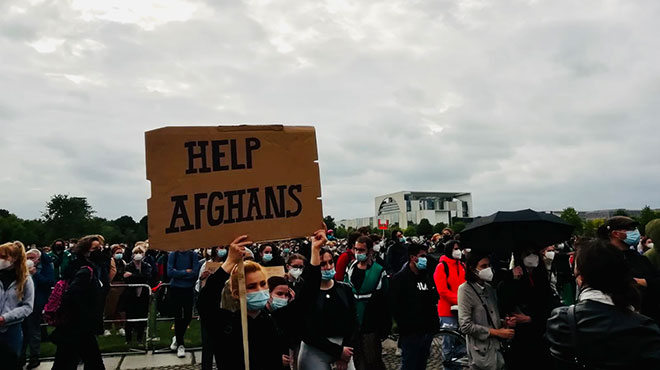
left=2, top=216, right=660, bottom=370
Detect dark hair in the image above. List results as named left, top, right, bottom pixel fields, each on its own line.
left=51, top=239, right=66, bottom=250
left=287, top=253, right=306, bottom=266
left=259, top=243, right=277, bottom=254
left=576, top=239, right=641, bottom=311
left=267, top=276, right=288, bottom=292
left=347, top=232, right=361, bottom=250
left=319, top=248, right=334, bottom=262
left=73, top=236, right=100, bottom=257
left=443, top=240, right=460, bottom=256
left=465, top=250, right=489, bottom=283
left=356, top=235, right=373, bottom=250
left=369, top=234, right=382, bottom=243
left=357, top=226, right=371, bottom=235
left=407, top=243, right=425, bottom=257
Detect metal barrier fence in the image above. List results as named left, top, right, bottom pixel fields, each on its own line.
left=38, top=282, right=201, bottom=360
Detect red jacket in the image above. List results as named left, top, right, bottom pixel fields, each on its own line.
left=433, top=255, right=466, bottom=317
left=335, top=250, right=354, bottom=281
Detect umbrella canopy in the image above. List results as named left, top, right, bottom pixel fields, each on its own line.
left=460, top=209, right=575, bottom=254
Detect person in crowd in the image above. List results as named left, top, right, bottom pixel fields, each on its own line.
left=553, top=242, right=576, bottom=306
left=0, top=241, right=34, bottom=367
left=547, top=238, right=660, bottom=369
left=286, top=253, right=307, bottom=296
left=441, top=228, right=454, bottom=243
left=458, top=250, right=515, bottom=370
left=49, top=239, right=71, bottom=281
left=167, top=248, right=201, bottom=357
left=198, top=229, right=326, bottom=370
left=497, top=247, right=557, bottom=370
left=104, top=244, right=126, bottom=337
left=336, top=232, right=361, bottom=281
left=280, top=242, right=293, bottom=261
left=51, top=236, right=105, bottom=370
left=540, top=245, right=562, bottom=299
left=266, top=276, right=297, bottom=370
left=598, top=216, right=660, bottom=323
left=344, top=235, right=389, bottom=370
left=390, top=243, right=439, bottom=370
left=20, top=248, right=53, bottom=369
left=433, top=239, right=466, bottom=365
left=259, top=243, right=285, bottom=267
left=327, top=229, right=337, bottom=242
left=644, top=219, right=660, bottom=270
left=385, top=230, right=408, bottom=276
left=369, top=234, right=386, bottom=267
left=299, top=247, right=357, bottom=370
left=196, top=246, right=228, bottom=293
left=122, top=246, right=152, bottom=345
left=639, top=236, right=654, bottom=254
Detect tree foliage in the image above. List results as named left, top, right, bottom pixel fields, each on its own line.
left=560, top=207, right=584, bottom=235
left=403, top=225, right=417, bottom=237
left=323, top=215, right=337, bottom=231
left=416, top=218, right=433, bottom=236
left=433, top=222, right=448, bottom=234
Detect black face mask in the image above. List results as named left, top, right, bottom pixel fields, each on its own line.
left=54, top=244, right=64, bottom=252
left=90, top=250, right=106, bottom=264
left=442, top=235, right=451, bottom=242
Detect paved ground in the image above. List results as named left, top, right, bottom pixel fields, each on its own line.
left=32, top=339, right=456, bottom=370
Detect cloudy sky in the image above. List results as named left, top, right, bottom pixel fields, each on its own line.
left=2, top=0, right=660, bottom=223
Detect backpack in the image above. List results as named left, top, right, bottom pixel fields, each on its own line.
left=441, top=260, right=465, bottom=290
left=43, top=266, right=93, bottom=326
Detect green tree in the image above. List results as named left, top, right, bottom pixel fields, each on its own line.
left=433, top=222, right=448, bottom=234
left=560, top=207, right=584, bottom=235
left=138, top=215, right=148, bottom=241
left=334, top=225, right=348, bottom=239
left=614, top=209, right=629, bottom=217
left=584, top=219, right=605, bottom=237
left=452, top=221, right=466, bottom=234
left=323, top=215, right=337, bottom=231
left=416, top=218, right=433, bottom=236
left=43, top=194, right=95, bottom=240
left=638, top=206, right=659, bottom=235
left=404, top=225, right=416, bottom=237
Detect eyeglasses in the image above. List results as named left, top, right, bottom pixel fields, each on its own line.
left=353, top=248, right=367, bottom=253
left=289, top=265, right=304, bottom=269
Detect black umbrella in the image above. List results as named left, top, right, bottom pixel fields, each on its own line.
left=460, top=209, right=575, bottom=254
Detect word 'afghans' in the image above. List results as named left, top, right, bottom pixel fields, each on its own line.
left=165, top=184, right=303, bottom=234
left=185, top=138, right=261, bottom=174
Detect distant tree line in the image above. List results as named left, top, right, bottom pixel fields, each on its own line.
left=560, top=206, right=660, bottom=237
left=0, top=194, right=147, bottom=247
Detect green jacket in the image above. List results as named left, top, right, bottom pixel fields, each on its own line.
left=644, top=247, right=660, bottom=271
left=345, top=260, right=390, bottom=335
left=48, top=250, right=72, bottom=281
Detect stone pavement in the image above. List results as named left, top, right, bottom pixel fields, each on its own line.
left=32, top=339, right=451, bottom=370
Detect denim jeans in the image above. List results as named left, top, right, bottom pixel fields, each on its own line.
left=439, top=316, right=466, bottom=369
left=21, top=309, right=42, bottom=360
left=0, top=324, right=23, bottom=356
left=399, top=332, right=434, bottom=370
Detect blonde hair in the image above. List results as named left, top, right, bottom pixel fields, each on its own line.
left=0, top=241, right=29, bottom=301
left=229, top=261, right=266, bottom=297
left=132, top=246, right=146, bottom=254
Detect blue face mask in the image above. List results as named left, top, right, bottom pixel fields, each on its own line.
left=262, top=253, right=273, bottom=262
left=416, top=256, right=427, bottom=270
left=399, top=237, right=406, bottom=243
left=114, top=253, right=123, bottom=260
left=624, top=229, right=641, bottom=246
left=355, top=253, right=368, bottom=262
left=217, top=249, right=227, bottom=258
left=270, top=297, right=288, bottom=310
left=283, top=248, right=290, bottom=254
left=246, top=289, right=270, bottom=311
left=321, top=268, right=336, bottom=281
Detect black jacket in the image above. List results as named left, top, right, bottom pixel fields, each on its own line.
left=547, top=300, right=660, bottom=369
left=389, top=263, right=439, bottom=335
left=198, top=267, right=285, bottom=370
left=385, top=242, right=407, bottom=275
left=623, top=249, right=660, bottom=323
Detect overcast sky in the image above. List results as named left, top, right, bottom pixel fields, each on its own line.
left=2, top=0, right=660, bottom=223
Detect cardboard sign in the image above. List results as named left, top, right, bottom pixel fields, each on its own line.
left=146, top=125, right=322, bottom=251
left=200, top=261, right=223, bottom=289
left=262, top=265, right=286, bottom=279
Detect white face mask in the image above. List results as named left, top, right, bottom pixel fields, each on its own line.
left=463, top=248, right=471, bottom=254
left=133, top=254, right=144, bottom=261
left=544, top=251, right=555, bottom=262
left=26, top=260, right=35, bottom=269
left=648, top=243, right=655, bottom=249
left=0, top=259, right=12, bottom=270
left=289, top=268, right=303, bottom=280
left=206, top=249, right=213, bottom=255
left=373, top=242, right=382, bottom=253
left=477, top=267, right=494, bottom=282
left=523, top=254, right=539, bottom=268
left=452, top=249, right=462, bottom=260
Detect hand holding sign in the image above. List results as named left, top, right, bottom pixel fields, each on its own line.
left=222, top=235, right=253, bottom=275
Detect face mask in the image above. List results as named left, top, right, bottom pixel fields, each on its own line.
left=133, top=254, right=144, bottom=261
left=206, top=249, right=213, bottom=256
left=114, top=253, right=123, bottom=260
left=26, top=260, right=35, bottom=269
left=648, top=243, right=656, bottom=250
left=442, top=234, right=451, bottom=242
left=283, top=248, right=290, bottom=254
left=463, top=248, right=471, bottom=254
left=90, top=250, right=105, bottom=263
left=523, top=254, right=539, bottom=268
left=477, top=267, right=493, bottom=282
left=399, top=237, right=406, bottom=243
left=544, top=251, right=555, bottom=262
left=246, top=289, right=270, bottom=311
left=289, top=268, right=303, bottom=280
left=416, top=256, right=427, bottom=270
left=452, top=249, right=462, bottom=260
left=217, top=249, right=227, bottom=258
left=556, top=243, right=565, bottom=250
left=373, top=243, right=381, bottom=253
left=270, top=297, right=288, bottom=310
left=54, top=244, right=64, bottom=252
left=355, top=253, right=368, bottom=262
left=0, top=259, right=12, bottom=270
left=262, top=253, right=273, bottom=262
left=321, top=268, right=336, bottom=281
left=624, top=229, right=641, bottom=246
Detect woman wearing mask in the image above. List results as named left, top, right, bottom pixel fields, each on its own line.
left=259, top=244, right=285, bottom=267
left=547, top=238, right=660, bottom=368
left=0, top=241, right=34, bottom=366
left=52, top=235, right=105, bottom=370
left=267, top=276, right=299, bottom=370
left=434, top=240, right=466, bottom=365
left=285, top=253, right=307, bottom=296
left=198, top=229, right=326, bottom=369
left=122, top=246, right=152, bottom=345
left=104, top=245, right=126, bottom=337
left=196, top=246, right=228, bottom=370
left=497, top=248, right=558, bottom=370
left=458, top=251, right=515, bottom=370
left=299, top=248, right=357, bottom=370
